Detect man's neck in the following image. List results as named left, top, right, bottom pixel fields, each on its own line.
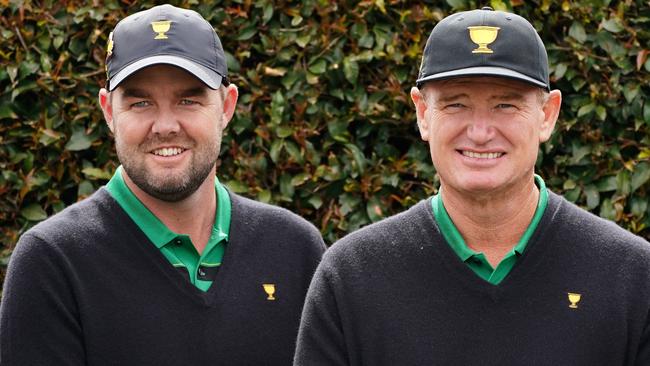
left=123, top=172, right=217, bottom=254
left=441, top=179, right=539, bottom=267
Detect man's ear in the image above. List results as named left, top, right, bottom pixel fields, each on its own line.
left=539, top=89, right=562, bottom=143
left=220, top=84, right=239, bottom=128
left=98, top=88, right=114, bottom=133
left=411, top=86, right=430, bottom=141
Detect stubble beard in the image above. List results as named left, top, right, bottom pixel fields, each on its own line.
left=116, top=132, right=222, bottom=203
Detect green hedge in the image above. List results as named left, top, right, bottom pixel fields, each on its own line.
left=1, top=0, right=649, bottom=281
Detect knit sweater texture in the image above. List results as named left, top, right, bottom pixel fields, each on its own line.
left=294, top=192, right=650, bottom=366
left=1, top=188, right=326, bottom=366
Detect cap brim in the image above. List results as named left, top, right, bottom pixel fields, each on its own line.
left=108, top=55, right=223, bottom=91
left=416, top=66, right=548, bottom=90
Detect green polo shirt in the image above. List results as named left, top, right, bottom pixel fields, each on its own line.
left=432, top=175, right=548, bottom=285
left=105, top=166, right=230, bottom=292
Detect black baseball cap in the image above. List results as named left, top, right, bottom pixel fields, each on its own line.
left=105, top=4, right=228, bottom=91
left=416, top=7, right=549, bottom=91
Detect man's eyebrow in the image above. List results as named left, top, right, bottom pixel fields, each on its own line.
left=436, top=93, right=469, bottom=103
left=489, top=92, right=526, bottom=101
left=120, top=88, right=150, bottom=99
left=177, top=87, right=208, bottom=98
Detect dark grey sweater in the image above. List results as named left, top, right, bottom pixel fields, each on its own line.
left=294, top=192, right=650, bottom=366
left=1, top=188, right=326, bottom=366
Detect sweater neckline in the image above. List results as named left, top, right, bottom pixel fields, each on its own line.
left=97, top=187, right=247, bottom=307
left=421, top=191, right=563, bottom=297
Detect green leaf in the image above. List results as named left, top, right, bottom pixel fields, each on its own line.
left=65, top=130, right=93, bottom=151
left=595, top=106, right=607, bottom=121
left=631, top=162, right=650, bottom=193
left=345, top=143, right=366, bottom=174
left=366, top=197, right=384, bottom=222
left=631, top=197, right=648, bottom=217
left=275, top=126, right=293, bottom=138
left=616, top=170, right=631, bottom=196
left=78, top=180, right=95, bottom=198
left=308, top=58, right=327, bottom=74
left=262, top=3, right=274, bottom=24
left=584, top=184, right=600, bottom=210
left=279, top=174, right=294, bottom=198
left=21, top=203, right=47, bottom=221
left=290, top=172, right=310, bottom=187
left=577, top=103, right=595, bottom=117
left=82, top=167, right=112, bottom=180
left=599, top=198, right=617, bottom=220
left=602, top=18, right=624, bottom=33
left=296, top=34, right=311, bottom=48
left=269, top=139, right=283, bottom=163
left=284, top=141, right=304, bottom=164
left=623, top=84, right=640, bottom=103
left=291, top=15, right=303, bottom=26
left=569, top=22, right=587, bottom=43
left=445, top=0, right=468, bottom=10
left=237, top=26, right=257, bottom=41
left=257, top=189, right=272, bottom=203
left=596, top=176, right=618, bottom=192
left=224, top=180, right=248, bottom=194
left=308, top=196, right=323, bottom=209
left=554, top=63, right=568, bottom=79
left=0, top=104, right=17, bottom=119
left=343, top=58, right=359, bottom=84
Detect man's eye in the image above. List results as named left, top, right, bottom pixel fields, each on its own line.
left=131, top=101, right=151, bottom=108
left=445, top=103, right=465, bottom=109
left=180, top=99, right=198, bottom=105
left=496, top=103, right=516, bottom=109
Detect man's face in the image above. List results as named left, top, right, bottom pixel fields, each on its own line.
left=412, top=76, right=561, bottom=197
left=100, top=65, right=236, bottom=202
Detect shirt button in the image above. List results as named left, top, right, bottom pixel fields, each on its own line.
left=198, top=268, right=206, bottom=277
left=175, top=239, right=182, bottom=245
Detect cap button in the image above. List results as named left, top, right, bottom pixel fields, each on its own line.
left=481, top=6, right=494, bottom=10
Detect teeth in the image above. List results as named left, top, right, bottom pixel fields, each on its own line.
left=462, top=151, right=503, bottom=159
left=153, top=147, right=183, bottom=157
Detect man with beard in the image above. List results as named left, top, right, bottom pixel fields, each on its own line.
left=294, top=7, right=650, bottom=366
left=0, top=5, right=326, bottom=365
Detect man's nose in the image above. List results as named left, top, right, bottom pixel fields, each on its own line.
left=151, top=106, right=181, bottom=136
left=465, top=110, right=495, bottom=144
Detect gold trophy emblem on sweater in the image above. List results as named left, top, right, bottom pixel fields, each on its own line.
left=263, top=284, right=276, bottom=301
left=567, top=292, right=581, bottom=309
left=468, top=26, right=500, bottom=54
left=151, top=20, right=172, bottom=39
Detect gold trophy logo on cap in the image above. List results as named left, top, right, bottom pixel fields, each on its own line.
left=151, top=20, right=172, bottom=40
left=468, top=26, right=500, bottom=54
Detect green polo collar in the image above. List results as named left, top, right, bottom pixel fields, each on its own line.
left=106, top=166, right=230, bottom=247
left=432, top=175, right=548, bottom=285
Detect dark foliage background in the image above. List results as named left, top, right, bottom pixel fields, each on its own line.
left=1, top=0, right=649, bottom=284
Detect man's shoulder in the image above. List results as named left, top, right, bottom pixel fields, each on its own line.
left=22, top=188, right=117, bottom=241
left=549, top=190, right=650, bottom=253
left=324, top=198, right=436, bottom=264
left=227, top=190, right=325, bottom=250
left=229, top=190, right=314, bottom=227
left=12, top=189, right=121, bottom=262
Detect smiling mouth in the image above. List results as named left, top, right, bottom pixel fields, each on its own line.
left=152, top=147, right=186, bottom=157
left=460, top=150, right=504, bottom=159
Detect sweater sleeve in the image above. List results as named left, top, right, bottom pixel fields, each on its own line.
left=293, top=257, right=349, bottom=366
left=0, top=232, right=86, bottom=365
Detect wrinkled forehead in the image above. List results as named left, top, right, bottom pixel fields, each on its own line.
left=422, top=76, right=541, bottom=99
